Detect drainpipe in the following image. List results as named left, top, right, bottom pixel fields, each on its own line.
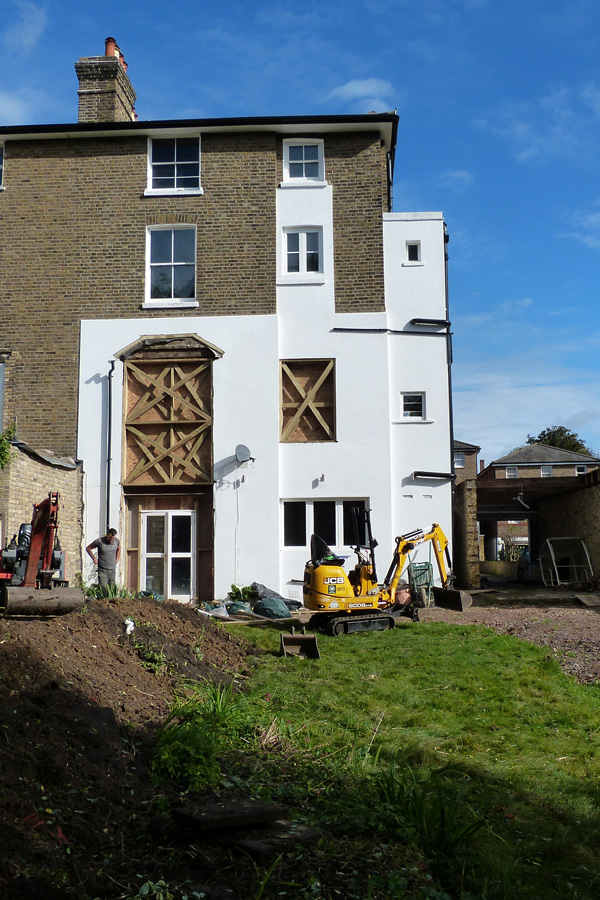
left=106, top=360, right=115, bottom=531
left=443, top=226, right=458, bottom=563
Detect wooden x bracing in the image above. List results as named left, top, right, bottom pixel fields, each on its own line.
left=281, top=359, right=335, bottom=442
left=124, top=360, right=213, bottom=486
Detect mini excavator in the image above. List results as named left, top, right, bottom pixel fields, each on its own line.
left=0, top=492, right=84, bottom=617
left=303, top=508, right=472, bottom=635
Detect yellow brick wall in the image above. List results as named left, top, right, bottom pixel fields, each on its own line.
left=0, top=446, right=83, bottom=583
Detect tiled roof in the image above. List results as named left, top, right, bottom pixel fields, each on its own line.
left=491, top=443, right=600, bottom=465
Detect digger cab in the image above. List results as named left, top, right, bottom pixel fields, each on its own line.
left=309, top=533, right=346, bottom=568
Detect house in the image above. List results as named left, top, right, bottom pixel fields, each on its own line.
left=478, top=443, right=599, bottom=481
left=477, top=444, right=600, bottom=569
left=453, top=440, right=480, bottom=485
left=0, top=39, right=455, bottom=603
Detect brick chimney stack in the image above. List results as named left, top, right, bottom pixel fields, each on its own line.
left=75, top=37, right=137, bottom=123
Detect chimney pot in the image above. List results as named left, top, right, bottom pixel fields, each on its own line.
left=76, top=39, right=136, bottom=123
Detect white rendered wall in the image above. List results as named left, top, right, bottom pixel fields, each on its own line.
left=77, top=210, right=454, bottom=599
left=383, top=212, right=453, bottom=571
left=78, top=316, right=281, bottom=598
left=276, top=180, right=396, bottom=593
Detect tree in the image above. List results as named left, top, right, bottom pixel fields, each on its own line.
left=526, top=425, right=594, bottom=455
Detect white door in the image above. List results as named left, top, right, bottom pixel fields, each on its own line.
left=140, top=510, right=196, bottom=602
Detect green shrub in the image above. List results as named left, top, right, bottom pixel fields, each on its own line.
left=0, top=425, right=16, bottom=470
left=151, top=679, right=248, bottom=790
left=152, top=723, right=221, bottom=791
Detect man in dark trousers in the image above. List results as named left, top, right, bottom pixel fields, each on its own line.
left=86, top=528, right=121, bottom=590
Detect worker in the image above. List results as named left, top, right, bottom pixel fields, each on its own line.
left=86, top=528, right=121, bottom=590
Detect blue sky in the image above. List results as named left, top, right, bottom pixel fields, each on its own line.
left=2, top=0, right=600, bottom=463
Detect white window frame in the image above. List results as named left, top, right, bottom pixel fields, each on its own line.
left=402, top=392, right=426, bottom=419
left=576, top=465, right=587, bottom=475
left=145, top=135, right=203, bottom=196
left=140, top=510, right=196, bottom=603
left=404, top=241, right=423, bottom=265
left=282, top=139, right=326, bottom=186
left=282, top=498, right=368, bottom=550
left=280, top=227, right=325, bottom=283
left=540, top=466, right=553, bottom=478
left=454, top=451, right=466, bottom=468
left=144, top=225, right=198, bottom=309
left=506, top=466, right=518, bottom=478
left=0, top=143, right=4, bottom=190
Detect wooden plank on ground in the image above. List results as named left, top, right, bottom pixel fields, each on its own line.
left=174, top=799, right=289, bottom=831
left=575, top=594, right=600, bottom=607
left=222, top=821, right=321, bottom=862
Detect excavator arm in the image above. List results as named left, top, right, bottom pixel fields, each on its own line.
left=383, top=524, right=471, bottom=612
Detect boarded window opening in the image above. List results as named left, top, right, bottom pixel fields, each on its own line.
left=280, top=359, right=335, bottom=442
left=123, top=358, right=213, bottom=487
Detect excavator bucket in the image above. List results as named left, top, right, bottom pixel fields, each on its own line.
left=431, top=586, right=473, bottom=612
left=0, top=584, right=85, bottom=618
left=280, top=626, right=321, bottom=659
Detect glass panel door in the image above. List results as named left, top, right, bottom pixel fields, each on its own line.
left=142, top=513, right=166, bottom=598
left=141, top=510, right=195, bottom=602
left=170, top=514, right=192, bottom=597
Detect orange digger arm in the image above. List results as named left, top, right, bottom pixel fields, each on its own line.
left=385, top=523, right=452, bottom=601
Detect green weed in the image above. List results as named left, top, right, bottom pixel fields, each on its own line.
left=127, top=879, right=205, bottom=899
left=376, top=759, right=486, bottom=863
left=79, top=577, right=138, bottom=600
left=131, top=639, right=168, bottom=674
left=151, top=678, right=248, bottom=791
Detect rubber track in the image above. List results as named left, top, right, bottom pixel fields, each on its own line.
left=327, top=613, right=396, bottom=635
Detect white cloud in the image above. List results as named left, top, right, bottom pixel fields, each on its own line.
left=0, top=88, right=34, bottom=124
left=476, top=83, right=600, bottom=164
left=4, top=1, right=47, bottom=52
left=456, top=296, right=533, bottom=330
left=445, top=222, right=507, bottom=268
left=437, top=169, right=474, bottom=193
left=453, top=360, right=600, bottom=462
left=561, top=199, right=600, bottom=249
left=327, top=78, right=395, bottom=111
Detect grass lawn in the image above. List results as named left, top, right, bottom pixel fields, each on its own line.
left=222, top=619, right=600, bottom=899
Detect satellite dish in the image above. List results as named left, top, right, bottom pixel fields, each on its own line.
left=235, top=444, right=252, bottom=464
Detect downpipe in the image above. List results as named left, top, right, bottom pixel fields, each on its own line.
left=106, top=360, right=115, bottom=531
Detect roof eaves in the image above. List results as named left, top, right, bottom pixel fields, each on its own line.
left=0, top=111, right=399, bottom=151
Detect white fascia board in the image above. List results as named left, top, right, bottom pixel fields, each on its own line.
left=4, top=117, right=396, bottom=151
left=383, top=212, right=443, bottom=221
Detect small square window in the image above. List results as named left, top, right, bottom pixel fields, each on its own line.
left=283, top=140, right=325, bottom=183
left=147, top=137, right=201, bottom=194
left=284, top=228, right=323, bottom=276
left=576, top=465, right=587, bottom=475
left=406, top=241, right=421, bottom=262
left=540, top=466, right=553, bottom=478
left=402, top=393, right=425, bottom=418
left=146, top=226, right=196, bottom=304
left=454, top=451, right=466, bottom=468
left=506, top=466, right=518, bottom=478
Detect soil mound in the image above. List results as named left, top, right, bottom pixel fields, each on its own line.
left=0, top=596, right=253, bottom=898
